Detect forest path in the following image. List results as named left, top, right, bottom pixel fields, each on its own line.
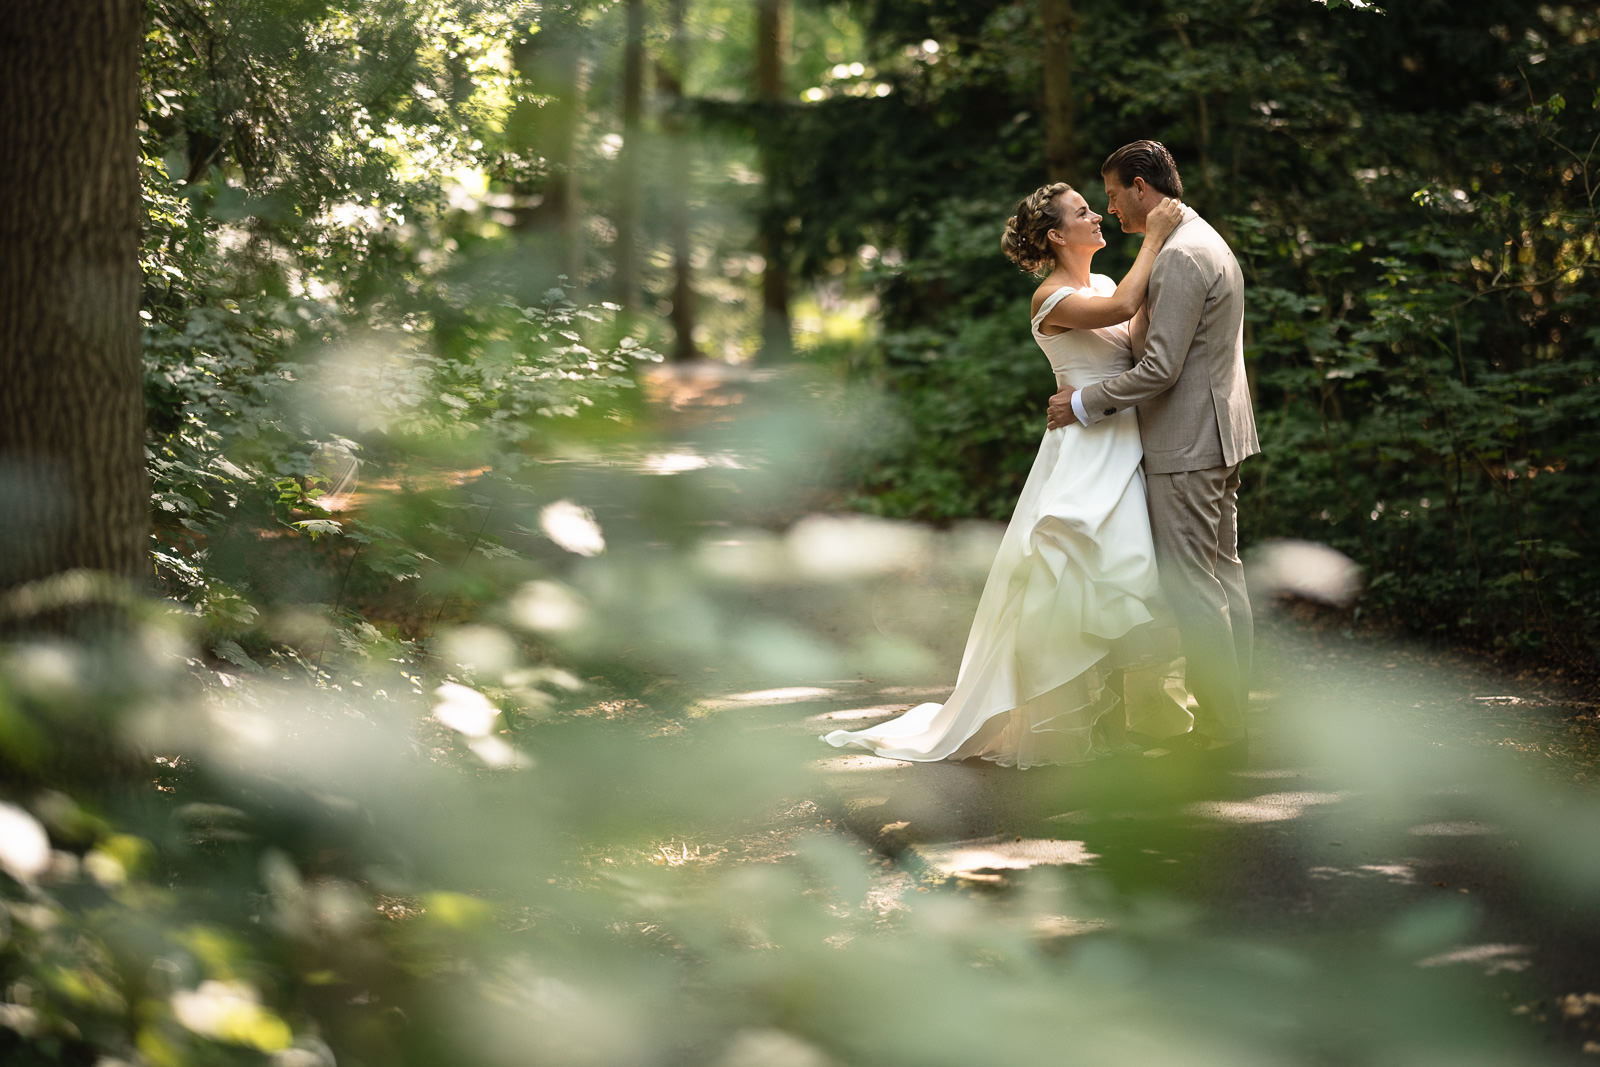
left=662, top=601, right=1597, bottom=1060
left=731, top=609, right=1600, bottom=1060
left=626, top=361, right=1600, bottom=1059
left=608, top=360, right=1600, bottom=1058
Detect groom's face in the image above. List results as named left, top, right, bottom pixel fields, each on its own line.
left=1103, top=174, right=1148, bottom=234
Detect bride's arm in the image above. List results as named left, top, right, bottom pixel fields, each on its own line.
left=1128, top=304, right=1151, bottom=354
left=1039, top=198, right=1182, bottom=331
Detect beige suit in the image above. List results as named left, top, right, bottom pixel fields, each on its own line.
left=1077, top=209, right=1260, bottom=742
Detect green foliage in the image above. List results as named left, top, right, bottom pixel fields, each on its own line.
left=137, top=0, right=661, bottom=673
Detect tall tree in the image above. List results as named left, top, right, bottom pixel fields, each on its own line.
left=511, top=16, right=588, bottom=288
left=1040, top=0, right=1076, bottom=182
left=0, top=0, right=147, bottom=613
left=614, top=0, right=646, bottom=310
left=754, top=0, right=792, bottom=361
left=660, top=0, right=699, bottom=362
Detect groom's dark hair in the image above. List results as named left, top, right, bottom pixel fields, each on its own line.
left=1101, top=140, right=1184, bottom=199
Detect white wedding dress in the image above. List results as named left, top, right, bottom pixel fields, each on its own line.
left=824, top=276, right=1192, bottom=768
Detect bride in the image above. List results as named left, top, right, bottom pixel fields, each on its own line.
left=823, top=181, right=1193, bottom=768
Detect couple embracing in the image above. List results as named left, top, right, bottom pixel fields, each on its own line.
left=825, top=140, right=1259, bottom=770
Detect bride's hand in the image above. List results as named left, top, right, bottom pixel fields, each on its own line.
left=1144, top=197, right=1183, bottom=245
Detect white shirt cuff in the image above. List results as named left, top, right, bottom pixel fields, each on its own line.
left=1070, top=390, right=1090, bottom=426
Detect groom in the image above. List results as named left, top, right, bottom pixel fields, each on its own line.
left=1046, top=139, right=1259, bottom=758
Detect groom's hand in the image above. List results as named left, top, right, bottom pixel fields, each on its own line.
left=1046, top=389, right=1080, bottom=430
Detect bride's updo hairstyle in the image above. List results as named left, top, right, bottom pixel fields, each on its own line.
left=1002, top=181, right=1074, bottom=274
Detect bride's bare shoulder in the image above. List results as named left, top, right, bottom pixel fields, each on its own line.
left=1030, top=280, right=1072, bottom=317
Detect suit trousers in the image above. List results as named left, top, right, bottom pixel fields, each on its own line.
left=1145, top=465, right=1252, bottom=741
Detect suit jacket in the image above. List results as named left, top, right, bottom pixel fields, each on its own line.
left=1076, top=209, right=1260, bottom=474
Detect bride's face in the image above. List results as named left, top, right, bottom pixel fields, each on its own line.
left=1048, top=190, right=1106, bottom=254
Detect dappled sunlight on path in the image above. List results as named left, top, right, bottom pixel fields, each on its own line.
left=916, top=837, right=1101, bottom=879
left=510, top=358, right=1600, bottom=1059
left=694, top=685, right=843, bottom=710
left=700, top=571, right=1600, bottom=1056
left=1183, top=791, right=1353, bottom=825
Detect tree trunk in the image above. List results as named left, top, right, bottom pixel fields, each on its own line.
left=660, top=0, right=698, bottom=363
left=614, top=0, right=645, bottom=311
left=511, top=19, right=587, bottom=291
left=0, top=0, right=147, bottom=615
left=755, top=0, right=792, bottom=361
left=1041, top=0, right=1076, bottom=183
left=1172, top=24, right=1216, bottom=201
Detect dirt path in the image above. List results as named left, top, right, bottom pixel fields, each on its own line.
left=597, top=363, right=1600, bottom=1060
left=710, top=611, right=1600, bottom=1061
